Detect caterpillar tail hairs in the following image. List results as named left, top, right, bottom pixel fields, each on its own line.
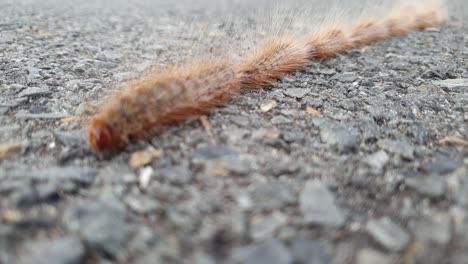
left=87, top=1, right=446, bottom=153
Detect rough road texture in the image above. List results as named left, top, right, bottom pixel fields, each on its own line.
left=1, top=0, right=467, bottom=263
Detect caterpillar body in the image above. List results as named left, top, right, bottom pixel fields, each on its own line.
left=87, top=1, right=445, bottom=153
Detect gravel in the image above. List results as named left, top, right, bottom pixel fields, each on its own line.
left=1, top=0, right=467, bottom=263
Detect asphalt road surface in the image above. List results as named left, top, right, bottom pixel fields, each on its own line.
left=1, top=0, right=467, bottom=263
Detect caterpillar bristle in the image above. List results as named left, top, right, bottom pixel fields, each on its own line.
left=239, top=38, right=311, bottom=88
left=87, top=1, right=446, bottom=153
left=308, top=25, right=351, bottom=59
left=87, top=59, right=241, bottom=152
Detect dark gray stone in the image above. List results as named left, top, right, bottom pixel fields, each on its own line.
left=193, top=145, right=236, bottom=160
left=359, top=120, right=380, bottom=142
left=15, top=111, right=70, bottom=120
left=17, top=87, right=52, bottom=98
left=271, top=115, right=293, bottom=125
left=73, top=62, right=87, bottom=73
left=366, top=107, right=398, bottom=124
left=0, top=124, right=21, bottom=133
left=193, top=251, right=216, bottom=264
left=300, top=180, right=346, bottom=227
left=378, top=140, right=415, bottom=160
left=366, top=217, right=410, bottom=252
left=409, top=123, right=430, bottom=144
left=410, top=213, right=451, bottom=245
left=421, top=157, right=461, bottom=175
left=222, top=155, right=257, bottom=176
left=331, top=73, right=357, bottom=83
left=63, top=197, right=136, bottom=258
left=53, top=130, right=87, bottom=147
left=290, top=239, right=331, bottom=264
left=9, top=166, right=98, bottom=186
left=158, top=166, right=193, bottom=185
left=0, top=225, right=18, bottom=264
left=405, top=176, right=446, bottom=198
left=64, top=80, right=84, bottom=92
left=231, top=239, right=292, bottom=264
left=450, top=253, right=468, bottom=264
left=127, top=226, right=160, bottom=254
left=319, top=125, right=358, bottom=152
left=355, top=248, right=394, bottom=264
left=312, top=119, right=358, bottom=148
left=365, top=151, right=390, bottom=172
left=22, top=236, right=85, bottom=264
left=250, top=213, right=287, bottom=241
left=268, top=158, right=300, bottom=176
left=74, top=102, right=94, bottom=116
left=447, top=168, right=468, bottom=205
left=13, top=183, right=62, bottom=207
left=283, top=88, right=310, bottom=99
left=124, top=194, right=160, bottom=214
left=250, top=182, right=295, bottom=211
left=166, top=207, right=199, bottom=230
left=282, top=131, right=305, bottom=143
left=306, top=98, right=324, bottom=108
left=0, top=98, right=27, bottom=108
left=432, top=79, right=468, bottom=90
left=231, top=116, right=250, bottom=127
left=94, top=60, right=118, bottom=69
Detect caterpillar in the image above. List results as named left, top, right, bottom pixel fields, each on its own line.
left=86, top=1, right=446, bottom=153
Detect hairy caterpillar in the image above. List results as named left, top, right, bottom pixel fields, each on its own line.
left=87, top=1, right=446, bottom=153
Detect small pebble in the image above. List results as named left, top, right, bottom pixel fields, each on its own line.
left=231, top=239, right=292, bottom=264
left=260, top=100, right=277, bottom=112
left=22, top=236, right=85, bottom=264
left=366, top=217, right=410, bottom=252
left=0, top=143, right=21, bottom=160
left=250, top=182, right=295, bottom=211
left=365, top=150, right=390, bottom=172
left=332, top=73, right=357, bottom=83
left=129, top=149, right=163, bottom=169
left=405, top=176, right=446, bottom=198
left=306, top=107, right=320, bottom=116
left=355, top=248, right=395, bottom=264
left=139, top=167, right=154, bottom=189
left=17, top=87, right=52, bottom=98
left=378, top=139, right=415, bottom=160
left=283, top=88, right=310, bottom=99
left=271, top=115, right=293, bottom=125
left=300, top=180, right=346, bottom=227
left=432, top=79, right=468, bottom=90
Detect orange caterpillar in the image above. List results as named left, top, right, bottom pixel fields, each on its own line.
left=87, top=3, right=445, bottom=153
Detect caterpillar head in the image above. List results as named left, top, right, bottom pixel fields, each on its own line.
left=87, top=117, right=127, bottom=153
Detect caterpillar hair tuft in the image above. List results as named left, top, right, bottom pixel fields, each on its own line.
left=87, top=0, right=446, bottom=153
